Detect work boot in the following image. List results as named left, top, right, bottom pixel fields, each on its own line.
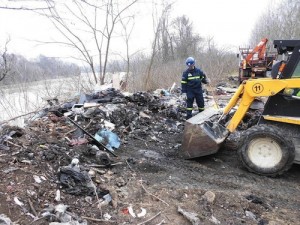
left=198, top=108, right=205, bottom=113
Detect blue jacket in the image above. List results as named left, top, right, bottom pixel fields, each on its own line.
left=181, top=67, right=208, bottom=93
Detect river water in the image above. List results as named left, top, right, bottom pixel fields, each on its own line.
left=0, top=73, right=115, bottom=127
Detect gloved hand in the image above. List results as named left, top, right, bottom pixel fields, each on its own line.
left=181, top=93, right=187, bottom=100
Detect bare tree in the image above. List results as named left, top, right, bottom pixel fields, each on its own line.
left=250, top=0, right=300, bottom=47
left=43, top=0, right=138, bottom=84
left=144, top=1, right=174, bottom=90
left=0, top=38, right=13, bottom=82
left=158, top=3, right=173, bottom=62
left=199, top=37, right=237, bottom=84
left=171, top=15, right=203, bottom=60
left=118, top=14, right=136, bottom=91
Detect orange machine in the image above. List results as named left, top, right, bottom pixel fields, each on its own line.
left=238, top=38, right=277, bottom=83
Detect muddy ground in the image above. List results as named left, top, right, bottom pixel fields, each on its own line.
left=0, top=90, right=299, bottom=225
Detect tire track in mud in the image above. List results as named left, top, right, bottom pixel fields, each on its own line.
left=122, top=135, right=300, bottom=219
left=132, top=150, right=300, bottom=211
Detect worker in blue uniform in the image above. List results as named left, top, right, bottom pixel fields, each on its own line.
left=181, top=57, right=209, bottom=119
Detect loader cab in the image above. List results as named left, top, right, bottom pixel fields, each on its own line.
left=264, top=40, right=300, bottom=115
left=273, top=40, right=300, bottom=79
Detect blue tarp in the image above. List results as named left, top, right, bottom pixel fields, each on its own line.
left=94, top=129, right=121, bottom=151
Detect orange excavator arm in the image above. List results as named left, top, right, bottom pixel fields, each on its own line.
left=245, top=38, right=268, bottom=62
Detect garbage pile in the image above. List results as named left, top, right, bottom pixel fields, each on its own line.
left=0, top=82, right=288, bottom=225
left=0, top=87, right=193, bottom=224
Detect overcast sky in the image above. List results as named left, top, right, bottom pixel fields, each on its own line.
left=0, top=0, right=281, bottom=62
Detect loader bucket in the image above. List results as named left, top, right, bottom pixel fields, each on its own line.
left=181, top=108, right=229, bottom=159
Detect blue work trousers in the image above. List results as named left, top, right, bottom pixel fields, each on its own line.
left=186, top=89, right=204, bottom=119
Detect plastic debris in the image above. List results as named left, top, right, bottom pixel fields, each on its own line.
left=98, top=194, right=112, bottom=207
left=128, top=205, right=136, bottom=218
left=70, top=158, right=80, bottom=171
left=55, top=190, right=61, bottom=202
left=55, top=204, right=68, bottom=214
left=41, top=204, right=88, bottom=225
left=33, top=175, right=42, bottom=183
left=58, top=163, right=109, bottom=196
left=69, top=138, right=89, bottom=146
left=137, top=208, right=147, bottom=218
left=14, top=197, right=24, bottom=207
left=0, top=214, right=14, bottom=225
left=139, top=111, right=151, bottom=119
left=126, top=205, right=146, bottom=218
left=88, top=169, right=96, bottom=178
left=94, top=129, right=121, bottom=151
left=71, top=104, right=84, bottom=114
left=121, top=208, right=129, bottom=215
left=58, top=167, right=89, bottom=195
left=103, top=213, right=112, bottom=221
left=103, top=194, right=112, bottom=202
left=103, top=120, right=115, bottom=130
left=95, top=151, right=111, bottom=166
left=245, top=210, right=257, bottom=220
left=71, top=158, right=79, bottom=166
left=160, top=89, right=170, bottom=96
left=209, top=215, right=221, bottom=224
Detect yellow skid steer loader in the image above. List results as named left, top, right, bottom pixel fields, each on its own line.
left=182, top=40, right=300, bottom=176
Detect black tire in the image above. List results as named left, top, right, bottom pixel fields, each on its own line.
left=238, top=124, right=295, bottom=176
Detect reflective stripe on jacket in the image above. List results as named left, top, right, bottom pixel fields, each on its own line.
left=181, top=67, right=207, bottom=93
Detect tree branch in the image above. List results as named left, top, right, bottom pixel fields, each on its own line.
left=0, top=6, right=52, bottom=10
